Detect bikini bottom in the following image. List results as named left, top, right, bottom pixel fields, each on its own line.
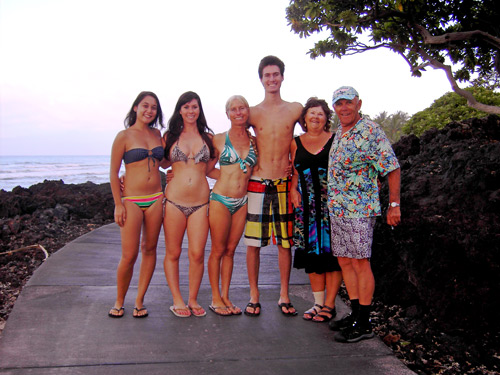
left=164, top=198, right=209, bottom=218
left=122, top=191, right=163, bottom=211
left=210, top=191, right=247, bottom=215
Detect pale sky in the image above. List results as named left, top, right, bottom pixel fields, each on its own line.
left=0, top=0, right=452, bottom=156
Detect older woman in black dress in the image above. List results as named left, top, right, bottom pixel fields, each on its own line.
left=290, top=97, right=342, bottom=322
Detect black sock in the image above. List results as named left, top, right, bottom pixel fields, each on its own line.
left=358, top=304, right=371, bottom=326
left=350, top=299, right=360, bottom=318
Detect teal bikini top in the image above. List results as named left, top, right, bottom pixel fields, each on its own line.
left=219, top=131, right=257, bottom=173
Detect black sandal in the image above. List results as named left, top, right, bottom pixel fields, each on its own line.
left=313, top=306, right=336, bottom=322
left=303, top=304, right=323, bottom=321
left=244, top=302, right=261, bottom=317
left=108, top=306, right=124, bottom=318
left=133, top=306, right=148, bottom=318
left=278, top=302, right=298, bottom=316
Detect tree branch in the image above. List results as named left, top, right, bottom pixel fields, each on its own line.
left=325, top=22, right=343, bottom=28
left=0, top=244, right=49, bottom=261
left=419, top=49, right=500, bottom=114
left=415, top=24, right=500, bottom=50
left=393, top=49, right=420, bottom=73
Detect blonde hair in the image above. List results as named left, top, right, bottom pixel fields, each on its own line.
left=225, top=95, right=258, bottom=157
left=246, top=128, right=258, bottom=157
left=225, top=95, right=249, bottom=113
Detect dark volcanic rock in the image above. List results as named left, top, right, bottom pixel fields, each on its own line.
left=372, top=115, right=500, bottom=373
left=0, top=180, right=114, bottom=327
left=0, top=180, right=114, bottom=221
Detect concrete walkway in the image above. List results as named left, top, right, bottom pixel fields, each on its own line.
left=0, top=223, right=414, bottom=374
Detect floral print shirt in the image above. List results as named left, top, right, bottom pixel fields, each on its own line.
left=328, top=117, right=400, bottom=218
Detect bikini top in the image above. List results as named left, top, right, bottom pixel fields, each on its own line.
left=219, top=131, right=257, bottom=173
left=170, top=141, right=210, bottom=164
left=123, top=146, right=163, bottom=171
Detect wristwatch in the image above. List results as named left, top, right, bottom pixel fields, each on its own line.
left=389, top=202, right=400, bottom=208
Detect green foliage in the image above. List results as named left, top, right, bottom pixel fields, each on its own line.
left=286, top=0, right=500, bottom=88
left=330, top=113, right=340, bottom=132
left=403, top=87, right=500, bottom=136
left=329, top=110, right=408, bottom=143
left=372, top=111, right=409, bottom=143
left=471, top=71, right=500, bottom=90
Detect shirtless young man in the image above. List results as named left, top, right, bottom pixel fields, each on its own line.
left=243, top=56, right=303, bottom=317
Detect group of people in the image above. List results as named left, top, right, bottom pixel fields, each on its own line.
left=108, top=55, right=401, bottom=344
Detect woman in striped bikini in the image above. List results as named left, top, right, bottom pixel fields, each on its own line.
left=108, top=91, right=165, bottom=318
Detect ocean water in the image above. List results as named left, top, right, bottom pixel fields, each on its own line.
left=0, top=155, right=116, bottom=192
left=0, top=155, right=216, bottom=192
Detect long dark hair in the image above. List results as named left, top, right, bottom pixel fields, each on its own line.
left=164, top=91, right=215, bottom=160
left=124, top=91, right=164, bottom=129
left=298, top=97, right=332, bottom=132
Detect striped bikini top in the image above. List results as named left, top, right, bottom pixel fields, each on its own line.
left=170, top=141, right=210, bottom=164
left=219, top=131, right=257, bottom=173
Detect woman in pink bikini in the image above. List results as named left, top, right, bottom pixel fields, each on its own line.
left=109, top=91, right=165, bottom=318
left=162, top=91, right=217, bottom=318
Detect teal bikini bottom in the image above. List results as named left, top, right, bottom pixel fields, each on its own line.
left=210, top=191, right=248, bottom=215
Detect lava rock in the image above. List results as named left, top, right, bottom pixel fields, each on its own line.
left=373, top=114, right=500, bottom=336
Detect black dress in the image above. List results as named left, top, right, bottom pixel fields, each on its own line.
left=293, top=135, right=340, bottom=274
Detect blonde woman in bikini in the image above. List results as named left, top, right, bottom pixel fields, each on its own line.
left=162, top=91, right=217, bottom=318
left=207, top=95, right=257, bottom=316
left=109, top=91, right=165, bottom=319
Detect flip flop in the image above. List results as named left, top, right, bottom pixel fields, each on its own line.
left=226, top=305, right=242, bottom=315
left=244, top=302, right=261, bottom=317
left=189, top=305, right=207, bottom=317
left=303, top=304, right=323, bottom=321
left=133, top=306, right=148, bottom=318
left=209, top=305, right=232, bottom=316
left=278, top=302, right=298, bottom=316
left=108, top=306, right=124, bottom=318
left=169, top=305, right=191, bottom=318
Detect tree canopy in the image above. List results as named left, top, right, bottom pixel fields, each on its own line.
left=371, top=111, right=409, bottom=143
left=403, top=87, right=500, bottom=136
left=329, top=110, right=408, bottom=143
left=286, top=0, right=500, bottom=114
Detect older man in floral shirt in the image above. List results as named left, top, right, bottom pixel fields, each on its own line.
left=327, top=86, right=401, bottom=343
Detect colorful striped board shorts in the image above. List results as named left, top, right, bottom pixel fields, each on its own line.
left=244, top=177, right=294, bottom=248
